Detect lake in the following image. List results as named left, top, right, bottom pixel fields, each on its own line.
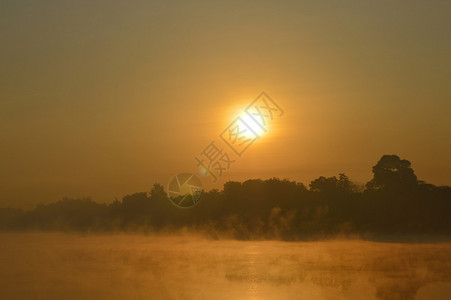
left=0, top=233, right=450, bottom=299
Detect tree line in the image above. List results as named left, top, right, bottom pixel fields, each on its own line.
left=0, top=155, right=450, bottom=240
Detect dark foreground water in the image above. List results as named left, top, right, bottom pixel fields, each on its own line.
left=0, top=233, right=450, bottom=300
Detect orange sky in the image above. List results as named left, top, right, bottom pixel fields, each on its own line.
left=1, top=1, right=450, bottom=208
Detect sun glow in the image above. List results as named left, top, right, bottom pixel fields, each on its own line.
left=238, top=112, right=267, bottom=139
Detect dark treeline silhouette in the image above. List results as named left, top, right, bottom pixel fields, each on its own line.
left=1, top=155, right=450, bottom=240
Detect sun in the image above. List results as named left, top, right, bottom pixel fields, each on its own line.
left=237, top=112, right=267, bottom=139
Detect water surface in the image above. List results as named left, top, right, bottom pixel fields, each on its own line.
left=0, top=233, right=449, bottom=299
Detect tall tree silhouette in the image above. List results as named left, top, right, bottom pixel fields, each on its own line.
left=366, top=155, right=417, bottom=190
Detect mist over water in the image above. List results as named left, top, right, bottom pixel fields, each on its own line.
left=1, top=233, right=449, bottom=300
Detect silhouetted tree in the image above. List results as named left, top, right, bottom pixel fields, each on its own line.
left=366, top=155, right=417, bottom=190
left=309, top=173, right=355, bottom=194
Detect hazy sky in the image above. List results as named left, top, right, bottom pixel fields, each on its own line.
left=1, top=0, right=450, bottom=208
